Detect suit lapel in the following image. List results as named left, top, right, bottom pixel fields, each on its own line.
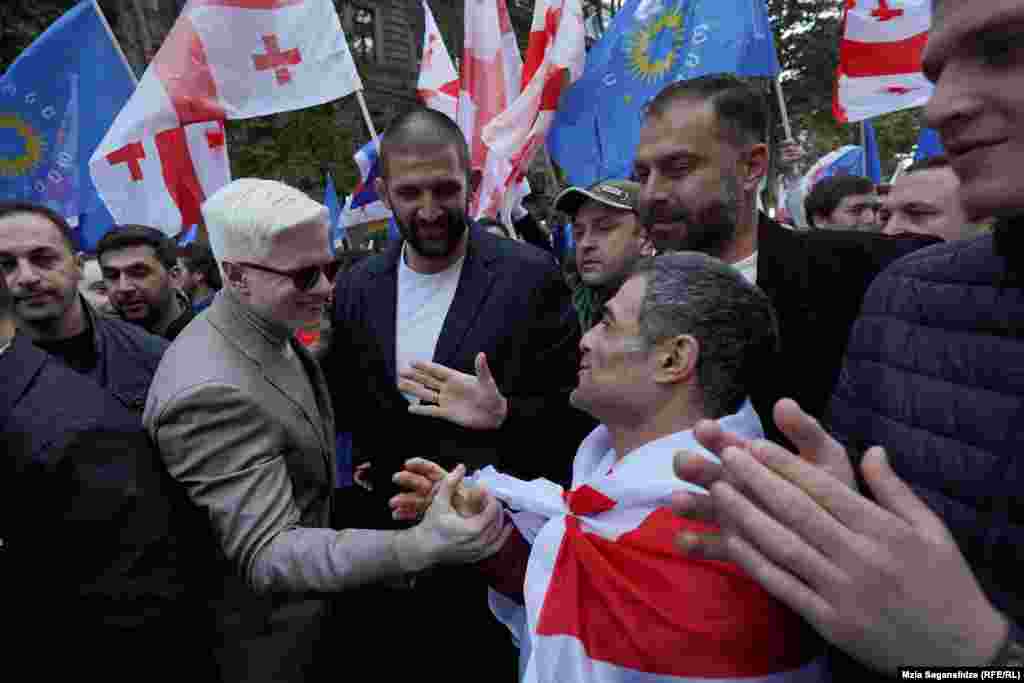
left=366, top=240, right=402, bottom=382
left=434, top=231, right=498, bottom=369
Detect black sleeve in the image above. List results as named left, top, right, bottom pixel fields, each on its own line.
left=513, top=212, right=553, bottom=254
left=321, top=269, right=358, bottom=433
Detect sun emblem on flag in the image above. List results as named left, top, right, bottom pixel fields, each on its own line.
left=0, top=114, right=46, bottom=177
left=626, top=9, right=686, bottom=84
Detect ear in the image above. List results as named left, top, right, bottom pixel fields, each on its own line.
left=375, top=177, right=392, bottom=211
left=222, top=262, right=247, bottom=294
left=740, top=143, right=770, bottom=193
left=653, top=334, right=700, bottom=386
left=74, top=251, right=85, bottom=272
left=470, top=169, right=483, bottom=197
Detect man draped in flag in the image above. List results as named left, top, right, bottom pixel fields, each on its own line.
left=834, top=0, right=933, bottom=123
left=90, top=0, right=363, bottom=237
left=393, top=253, right=824, bottom=682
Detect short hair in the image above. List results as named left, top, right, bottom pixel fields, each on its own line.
left=0, top=201, right=76, bottom=253
left=630, top=252, right=780, bottom=418
left=644, top=73, right=770, bottom=148
left=201, top=178, right=330, bottom=264
left=379, top=106, right=472, bottom=180
left=904, top=155, right=951, bottom=175
left=803, top=175, right=876, bottom=228
left=179, top=243, right=223, bottom=290
left=96, top=225, right=178, bottom=271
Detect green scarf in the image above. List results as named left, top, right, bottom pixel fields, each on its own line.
left=572, top=284, right=605, bottom=332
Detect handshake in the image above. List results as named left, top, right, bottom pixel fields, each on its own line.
left=390, top=459, right=512, bottom=574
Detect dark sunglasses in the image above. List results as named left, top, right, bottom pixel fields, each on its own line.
left=229, top=260, right=341, bottom=291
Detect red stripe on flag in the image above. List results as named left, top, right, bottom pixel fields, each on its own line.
left=839, top=32, right=928, bottom=77
left=155, top=127, right=207, bottom=230
left=540, top=68, right=568, bottom=111
left=497, top=0, right=514, bottom=35
left=523, top=7, right=561, bottom=86
left=440, top=79, right=460, bottom=98
left=153, top=17, right=226, bottom=124
left=537, top=509, right=820, bottom=677
left=187, top=0, right=304, bottom=9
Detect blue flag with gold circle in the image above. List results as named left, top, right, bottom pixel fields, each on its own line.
left=0, top=0, right=136, bottom=252
left=549, top=0, right=780, bottom=187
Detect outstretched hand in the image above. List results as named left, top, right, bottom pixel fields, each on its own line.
left=398, top=352, right=509, bottom=430
left=390, top=457, right=487, bottom=521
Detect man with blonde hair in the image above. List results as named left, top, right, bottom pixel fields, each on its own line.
left=143, top=178, right=509, bottom=683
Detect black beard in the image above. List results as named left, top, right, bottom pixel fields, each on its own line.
left=639, top=197, right=739, bottom=257
left=395, top=207, right=469, bottom=259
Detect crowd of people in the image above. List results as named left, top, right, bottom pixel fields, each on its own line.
left=1, top=0, right=1022, bottom=680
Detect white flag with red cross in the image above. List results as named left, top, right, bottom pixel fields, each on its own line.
left=482, top=0, right=585, bottom=209
left=417, top=1, right=459, bottom=122
left=458, top=0, right=530, bottom=220
left=834, top=0, right=933, bottom=123
left=90, top=0, right=362, bottom=235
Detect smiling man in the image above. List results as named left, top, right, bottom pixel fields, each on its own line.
left=97, top=225, right=195, bottom=340
left=553, top=179, right=650, bottom=330
left=881, top=156, right=975, bottom=241
left=0, top=201, right=167, bottom=412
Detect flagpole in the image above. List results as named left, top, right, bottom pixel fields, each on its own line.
left=355, top=89, right=382, bottom=152
left=773, top=75, right=793, bottom=141
left=91, top=0, right=139, bottom=85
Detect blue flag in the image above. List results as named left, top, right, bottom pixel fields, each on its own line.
left=324, top=171, right=345, bottom=253
left=387, top=215, right=401, bottom=241
left=548, top=0, right=780, bottom=187
left=863, top=119, right=881, bottom=184
left=0, top=0, right=136, bottom=252
left=914, top=127, right=944, bottom=162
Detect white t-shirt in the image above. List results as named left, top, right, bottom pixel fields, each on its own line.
left=396, top=243, right=466, bottom=402
left=732, top=251, right=758, bottom=284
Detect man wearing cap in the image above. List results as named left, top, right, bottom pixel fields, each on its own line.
left=554, top=179, right=651, bottom=331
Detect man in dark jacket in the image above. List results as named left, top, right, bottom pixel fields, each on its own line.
left=97, top=224, right=196, bottom=340
left=631, top=73, right=939, bottom=433
left=0, top=270, right=217, bottom=681
left=669, top=0, right=1024, bottom=673
left=0, top=202, right=167, bottom=412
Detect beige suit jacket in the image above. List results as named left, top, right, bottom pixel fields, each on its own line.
left=144, top=291, right=403, bottom=595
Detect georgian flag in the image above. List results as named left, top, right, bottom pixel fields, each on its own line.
left=90, top=0, right=362, bottom=235
left=482, top=0, right=585, bottom=207
left=834, top=0, right=933, bottom=123
left=473, top=402, right=825, bottom=683
left=417, top=1, right=459, bottom=122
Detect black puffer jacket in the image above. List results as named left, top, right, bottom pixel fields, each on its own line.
left=829, top=221, right=1024, bottom=643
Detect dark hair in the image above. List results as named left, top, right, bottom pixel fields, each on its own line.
left=96, top=225, right=178, bottom=271
left=0, top=201, right=76, bottom=253
left=904, top=155, right=951, bottom=175
left=804, top=175, right=876, bottom=228
left=631, top=252, right=780, bottom=418
left=644, top=73, right=770, bottom=148
left=379, top=106, right=472, bottom=180
left=178, top=243, right=222, bottom=290
left=478, top=217, right=511, bottom=238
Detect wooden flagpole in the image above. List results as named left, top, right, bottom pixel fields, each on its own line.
left=355, top=89, right=382, bottom=152
left=773, top=75, right=793, bottom=141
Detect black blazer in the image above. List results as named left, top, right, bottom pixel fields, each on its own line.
left=322, top=227, right=595, bottom=505
left=754, top=214, right=941, bottom=436
left=0, top=334, right=218, bottom=680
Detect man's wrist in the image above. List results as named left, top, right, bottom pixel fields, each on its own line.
left=392, top=527, right=432, bottom=574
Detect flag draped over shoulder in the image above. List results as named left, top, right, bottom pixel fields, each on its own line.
left=548, top=0, right=780, bottom=188
left=473, top=402, right=824, bottom=683
left=90, top=0, right=362, bottom=236
left=418, top=1, right=459, bottom=121
left=0, top=0, right=136, bottom=251
left=482, top=0, right=586, bottom=211
left=834, top=0, right=932, bottom=123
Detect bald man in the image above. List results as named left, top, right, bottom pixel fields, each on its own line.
left=143, top=179, right=509, bottom=683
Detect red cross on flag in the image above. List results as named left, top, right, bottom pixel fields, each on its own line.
left=417, top=1, right=459, bottom=122
left=459, top=0, right=530, bottom=219
left=474, top=401, right=826, bottom=682
left=90, top=0, right=363, bottom=236
left=482, top=0, right=585, bottom=213
left=834, top=0, right=933, bottom=123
